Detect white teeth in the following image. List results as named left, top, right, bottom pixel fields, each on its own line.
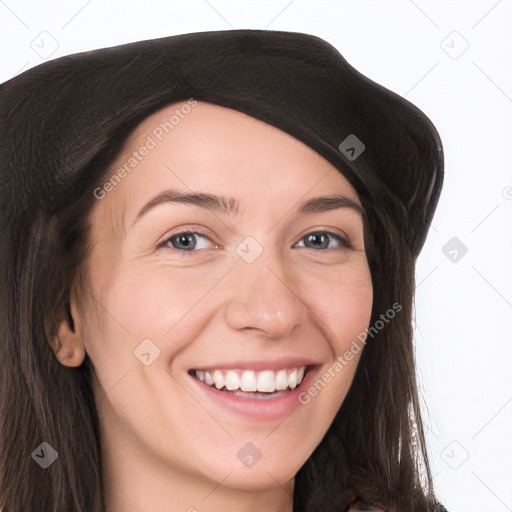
left=288, top=369, right=298, bottom=389
left=257, top=370, right=275, bottom=392
left=274, top=369, right=288, bottom=391
left=240, top=370, right=257, bottom=392
left=212, top=370, right=224, bottom=390
left=224, top=370, right=240, bottom=391
left=193, top=366, right=308, bottom=393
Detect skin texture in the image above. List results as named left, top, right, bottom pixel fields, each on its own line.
left=50, top=101, right=373, bottom=512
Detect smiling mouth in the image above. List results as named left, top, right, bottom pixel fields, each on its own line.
left=188, top=365, right=312, bottom=398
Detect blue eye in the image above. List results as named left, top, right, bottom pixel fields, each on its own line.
left=295, top=231, right=351, bottom=250
left=160, top=230, right=214, bottom=251
left=158, top=229, right=351, bottom=253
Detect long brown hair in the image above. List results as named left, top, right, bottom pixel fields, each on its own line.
left=1, top=30, right=445, bottom=511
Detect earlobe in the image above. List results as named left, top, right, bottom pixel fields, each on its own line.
left=51, top=334, right=86, bottom=367
left=47, top=300, right=86, bottom=368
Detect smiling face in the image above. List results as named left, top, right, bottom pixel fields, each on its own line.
left=66, top=100, right=373, bottom=508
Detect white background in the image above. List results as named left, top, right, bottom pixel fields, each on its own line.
left=1, top=1, right=511, bottom=510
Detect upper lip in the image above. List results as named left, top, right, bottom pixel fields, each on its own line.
left=190, top=357, right=322, bottom=372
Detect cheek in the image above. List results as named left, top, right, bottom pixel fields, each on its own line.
left=304, top=262, right=373, bottom=353
left=121, top=265, right=222, bottom=335
left=84, top=263, right=224, bottom=365
left=292, top=263, right=373, bottom=430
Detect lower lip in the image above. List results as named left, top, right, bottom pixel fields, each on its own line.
left=189, top=367, right=319, bottom=422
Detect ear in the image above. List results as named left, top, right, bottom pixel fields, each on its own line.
left=47, top=296, right=86, bottom=368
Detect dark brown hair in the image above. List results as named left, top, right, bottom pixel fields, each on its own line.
left=0, top=30, right=445, bottom=511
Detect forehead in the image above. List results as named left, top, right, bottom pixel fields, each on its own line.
left=92, top=100, right=360, bottom=236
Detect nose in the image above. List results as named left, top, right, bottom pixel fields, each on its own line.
left=223, top=251, right=306, bottom=339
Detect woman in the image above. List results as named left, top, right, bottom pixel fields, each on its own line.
left=0, top=29, right=447, bottom=511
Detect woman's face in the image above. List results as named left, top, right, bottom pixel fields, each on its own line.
left=75, top=101, right=373, bottom=499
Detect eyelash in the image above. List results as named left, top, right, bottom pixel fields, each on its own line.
left=157, top=228, right=352, bottom=253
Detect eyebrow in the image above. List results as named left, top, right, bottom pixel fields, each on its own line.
left=130, top=189, right=363, bottom=228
